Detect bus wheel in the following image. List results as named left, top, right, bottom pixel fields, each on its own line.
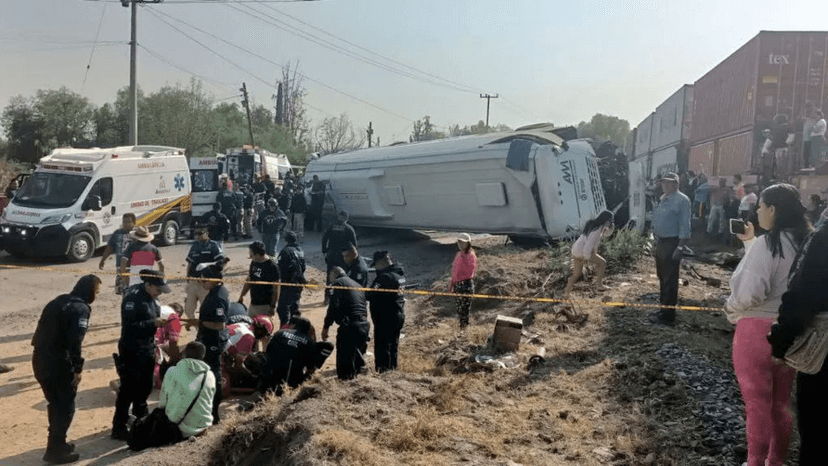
left=161, top=220, right=179, bottom=247
left=68, top=232, right=95, bottom=262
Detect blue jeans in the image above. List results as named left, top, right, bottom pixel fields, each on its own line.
left=263, top=233, right=280, bottom=257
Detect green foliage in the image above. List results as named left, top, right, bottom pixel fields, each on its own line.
left=548, top=227, right=651, bottom=278
left=1, top=88, right=95, bottom=163
left=1, top=79, right=311, bottom=166
left=448, top=120, right=512, bottom=137
left=410, top=116, right=446, bottom=142
left=577, top=114, right=631, bottom=148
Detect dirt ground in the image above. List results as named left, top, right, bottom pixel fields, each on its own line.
left=0, top=228, right=800, bottom=465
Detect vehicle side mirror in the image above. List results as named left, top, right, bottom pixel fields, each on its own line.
left=83, top=195, right=103, bottom=211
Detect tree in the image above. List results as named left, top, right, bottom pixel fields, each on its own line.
left=315, top=113, right=364, bottom=154
left=273, top=61, right=310, bottom=147
left=576, top=114, right=630, bottom=147
left=1, top=88, right=94, bottom=163
left=1, top=96, right=42, bottom=163
left=139, top=79, right=214, bottom=157
left=448, top=120, right=512, bottom=137
left=410, top=116, right=447, bottom=142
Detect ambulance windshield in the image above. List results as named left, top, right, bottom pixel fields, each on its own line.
left=12, top=172, right=91, bottom=209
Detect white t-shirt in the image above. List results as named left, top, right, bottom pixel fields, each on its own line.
left=739, top=192, right=757, bottom=212
left=812, top=119, right=826, bottom=138
left=572, top=228, right=604, bottom=259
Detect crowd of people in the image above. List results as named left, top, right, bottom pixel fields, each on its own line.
left=28, top=187, right=415, bottom=463
left=642, top=171, right=828, bottom=466
left=22, top=166, right=828, bottom=466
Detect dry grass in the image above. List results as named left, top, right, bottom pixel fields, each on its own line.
left=307, top=429, right=389, bottom=466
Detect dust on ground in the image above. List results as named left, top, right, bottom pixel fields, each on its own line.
left=0, top=230, right=798, bottom=465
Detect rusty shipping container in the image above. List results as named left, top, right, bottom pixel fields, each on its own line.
left=689, top=31, right=828, bottom=177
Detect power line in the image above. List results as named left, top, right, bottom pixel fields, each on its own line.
left=144, top=5, right=411, bottom=122
left=138, top=44, right=237, bottom=88
left=256, top=1, right=488, bottom=95
left=81, top=1, right=109, bottom=93
left=231, top=1, right=475, bottom=94
left=140, top=6, right=335, bottom=118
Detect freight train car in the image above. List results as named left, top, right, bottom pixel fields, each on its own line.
left=689, top=30, right=828, bottom=179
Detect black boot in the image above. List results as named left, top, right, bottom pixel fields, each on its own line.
left=43, top=441, right=79, bottom=464
left=111, top=424, right=130, bottom=441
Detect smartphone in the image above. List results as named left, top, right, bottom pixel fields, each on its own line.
left=730, top=218, right=746, bottom=235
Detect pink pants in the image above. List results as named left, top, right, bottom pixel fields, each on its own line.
left=733, top=317, right=795, bottom=466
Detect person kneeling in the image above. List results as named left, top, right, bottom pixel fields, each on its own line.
left=258, top=317, right=329, bottom=396
left=128, top=342, right=216, bottom=451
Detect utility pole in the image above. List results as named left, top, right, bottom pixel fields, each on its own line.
left=479, top=93, right=499, bottom=128
left=122, top=0, right=163, bottom=146
left=367, top=122, right=374, bottom=147
left=240, top=82, right=256, bottom=147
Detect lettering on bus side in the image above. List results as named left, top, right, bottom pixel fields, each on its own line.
left=561, top=159, right=575, bottom=185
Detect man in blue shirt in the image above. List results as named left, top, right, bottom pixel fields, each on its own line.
left=98, top=213, right=136, bottom=294
left=650, top=172, right=691, bottom=326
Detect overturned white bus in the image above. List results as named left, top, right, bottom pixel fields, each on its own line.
left=304, top=126, right=606, bottom=241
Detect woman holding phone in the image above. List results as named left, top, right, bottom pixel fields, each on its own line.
left=724, top=183, right=811, bottom=466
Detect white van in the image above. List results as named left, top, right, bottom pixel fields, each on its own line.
left=0, top=146, right=192, bottom=262
left=190, top=156, right=220, bottom=221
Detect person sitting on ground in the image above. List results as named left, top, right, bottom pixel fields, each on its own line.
left=136, top=341, right=216, bottom=449
left=725, top=183, right=811, bottom=466
left=563, top=210, right=613, bottom=298
left=221, top=315, right=274, bottom=397
left=154, top=303, right=184, bottom=389
left=259, top=317, right=326, bottom=395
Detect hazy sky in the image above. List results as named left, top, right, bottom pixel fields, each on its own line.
left=2, top=0, right=828, bottom=146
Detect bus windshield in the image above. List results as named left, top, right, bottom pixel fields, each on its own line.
left=12, top=172, right=92, bottom=209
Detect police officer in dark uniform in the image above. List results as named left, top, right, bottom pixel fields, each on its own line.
left=342, top=243, right=369, bottom=287
left=258, top=317, right=320, bottom=395
left=321, top=211, right=357, bottom=302
left=366, top=251, right=406, bottom=373
left=277, top=232, right=306, bottom=326
left=32, top=275, right=101, bottom=464
left=195, top=264, right=229, bottom=424
left=226, top=301, right=253, bottom=326
left=321, top=267, right=370, bottom=380
left=112, top=270, right=171, bottom=440
left=276, top=187, right=292, bottom=214
left=217, top=182, right=239, bottom=241
left=201, top=202, right=230, bottom=245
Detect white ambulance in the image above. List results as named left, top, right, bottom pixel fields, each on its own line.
left=0, top=146, right=192, bottom=262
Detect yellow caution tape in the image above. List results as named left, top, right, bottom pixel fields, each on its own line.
left=0, top=263, right=725, bottom=312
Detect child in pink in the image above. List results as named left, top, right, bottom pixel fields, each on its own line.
left=450, top=233, right=477, bottom=328
left=154, top=304, right=183, bottom=388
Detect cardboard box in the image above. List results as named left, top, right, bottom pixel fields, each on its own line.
left=493, top=315, right=523, bottom=352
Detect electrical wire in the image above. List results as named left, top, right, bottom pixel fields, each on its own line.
left=138, top=44, right=237, bottom=88
left=143, top=5, right=411, bottom=123
left=140, top=6, right=335, bottom=118
left=81, top=1, right=109, bottom=93
left=256, top=1, right=489, bottom=95
left=231, top=2, right=474, bottom=94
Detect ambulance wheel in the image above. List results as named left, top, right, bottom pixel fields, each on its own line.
left=68, top=232, right=95, bottom=262
left=161, top=220, right=179, bottom=247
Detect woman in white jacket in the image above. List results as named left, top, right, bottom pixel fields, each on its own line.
left=725, top=183, right=811, bottom=466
